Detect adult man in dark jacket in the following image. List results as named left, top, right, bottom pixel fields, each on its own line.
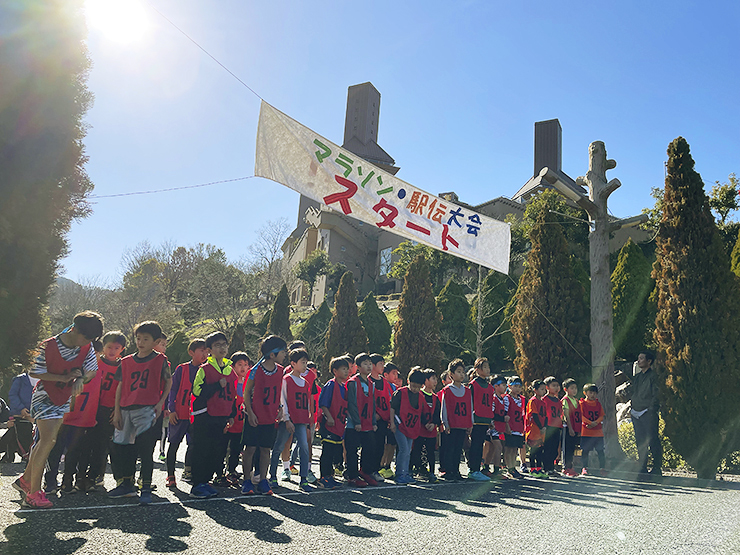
left=0, top=371, right=35, bottom=462
left=631, top=351, right=662, bottom=475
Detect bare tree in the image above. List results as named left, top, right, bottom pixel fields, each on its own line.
left=249, top=218, right=290, bottom=305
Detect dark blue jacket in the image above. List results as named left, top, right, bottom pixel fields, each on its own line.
left=9, top=373, right=33, bottom=416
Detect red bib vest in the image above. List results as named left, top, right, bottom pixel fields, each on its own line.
left=419, top=391, right=439, bottom=438
left=40, top=338, right=92, bottom=406
left=172, top=363, right=196, bottom=421
left=64, top=370, right=101, bottom=428
left=543, top=395, right=563, bottom=428
left=470, top=379, right=494, bottom=419
left=506, top=394, right=525, bottom=434
left=119, top=353, right=167, bottom=408
left=201, top=361, right=235, bottom=417
left=397, top=387, right=422, bottom=440
left=251, top=363, right=284, bottom=425
left=349, top=374, right=375, bottom=431
left=322, top=378, right=348, bottom=437
left=493, top=394, right=507, bottom=434
left=97, top=357, right=120, bottom=409
left=230, top=379, right=246, bottom=434
left=579, top=398, right=604, bottom=437
left=373, top=376, right=392, bottom=422
left=526, top=396, right=547, bottom=441
left=443, top=385, right=472, bottom=430
left=285, top=374, right=311, bottom=425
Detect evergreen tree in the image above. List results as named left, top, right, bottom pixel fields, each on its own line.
left=652, top=137, right=740, bottom=479
left=0, top=1, right=94, bottom=376
left=358, top=292, right=392, bottom=355
left=611, top=238, right=653, bottom=361
left=436, top=278, right=470, bottom=364
left=324, top=272, right=368, bottom=363
left=166, top=330, right=191, bottom=368
left=297, top=301, right=333, bottom=363
left=266, top=284, right=293, bottom=341
left=394, top=255, right=443, bottom=375
left=511, top=211, right=590, bottom=385
left=257, top=309, right=271, bottom=336
left=230, top=324, right=247, bottom=356
left=731, top=233, right=740, bottom=278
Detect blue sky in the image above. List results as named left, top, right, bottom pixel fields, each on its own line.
left=65, top=0, right=740, bottom=282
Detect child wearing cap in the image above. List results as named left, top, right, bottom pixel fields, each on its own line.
left=579, top=384, right=606, bottom=476
left=503, top=376, right=525, bottom=478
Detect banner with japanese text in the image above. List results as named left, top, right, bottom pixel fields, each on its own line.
left=255, top=101, right=510, bottom=274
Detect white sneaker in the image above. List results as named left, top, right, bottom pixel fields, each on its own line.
left=281, top=468, right=292, bottom=481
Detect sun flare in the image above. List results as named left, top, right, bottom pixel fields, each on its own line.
left=85, top=0, right=152, bottom=44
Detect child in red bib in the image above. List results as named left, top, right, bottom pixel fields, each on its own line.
left=85, top=331, right=126, bottom=488
left=164, top=338, right=207, bottom=487
left=389, top=368, right=426, bottom=485
left=344, top=353, right=378, bottom=487
left=411, top=368, right=441, bottom=482
left=241, top=335, right=287, bottom=496
left=109, top=321, right=172, bottom=503
left=270, top=349, right=315, bottom=491
left=526, top=380, right=548, bottom=478
left=440, top=360, right=473, bottom=481
left=579, top=383, right=606, bottom=475
left=189, top=332, right=236, bottom=499
left=561, top=378, right=582, bottom=477
left=503, top=376, right=526, bottom=478
left=542, top=376, right=563, bottom=476
left=222, top=351, right=250, bottom=485
left=468, top=358, right=494, bottom=481
left=317, top=356, right=350, bottom=489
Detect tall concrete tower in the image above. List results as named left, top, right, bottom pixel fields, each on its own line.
left=342, top=82, right=399, bottom=175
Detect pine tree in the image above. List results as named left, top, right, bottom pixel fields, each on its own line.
left=324, top=272, right=368, bottom=363
left=266, top=284, right=293, bottom=341
left=511, top=211, right=590, bottom=385
left=358, top=292, right=392, bottom=355
left=394, top=255, right=443, bottom=375
left=653, top=137, right=740, bottom=479
left=297, top=301, right=333, bottom=364
left=0, top=1, right=94, bottom=377
left=436, top=278, right=470, bottom=364
left=611, top=238, right=653, bottom=361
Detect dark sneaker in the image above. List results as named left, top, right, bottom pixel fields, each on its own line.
left=240, top=481, right=255, bottom=495
left=348, top=477, right=368, bottom=488
left=257, top=479, right=273, bottom=495
left=139, top=488, right=153, bottom=505
left=190, top=484, right=211, bottom=499
left=108, top=483, right=137, bottom=498
left=203, top=484, right=218, bottom=498
left=359, top=470, right=378, bottom=487
left=299, top=479, right=314, bottom=492
left=316, top=477, right=333, bottom=489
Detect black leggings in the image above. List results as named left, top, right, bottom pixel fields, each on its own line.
left=344, top=429, right=375, bottom=478
left=190, top=415, right=229, bottom=485
left=222, top=432, right=243, bottom=475
left=442, top=428, right=466, bottom=477
left=467, top=425, right=488, bottom=472
left=87, top=406, right=114, bottom=480
left=529, top=441, right=544, bottom=469
left=563, top=432, right=579, bottom=469
left=110, top=415, right=163, bottom=487
left=543, top=426, right=562, bottom=472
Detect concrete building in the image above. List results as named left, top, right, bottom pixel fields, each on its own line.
left=283, top=85, right=648, bottom=306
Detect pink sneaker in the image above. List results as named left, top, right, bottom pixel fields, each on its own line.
left=12, top=476, right=31, bottom=499
left=580, top=467, right=589, bottom=476
left=22, top=491, right=53, bottom=509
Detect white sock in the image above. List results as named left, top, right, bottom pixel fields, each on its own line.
left=283, top=461, right=291, bottom=470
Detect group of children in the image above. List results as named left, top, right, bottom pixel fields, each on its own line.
left=10, top=311, right=606, bottom=509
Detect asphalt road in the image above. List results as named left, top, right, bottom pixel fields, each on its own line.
left=2, top=457, right=740, bottom=555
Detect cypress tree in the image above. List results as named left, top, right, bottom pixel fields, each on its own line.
left=0, top=1, right=94, bottom=376
left=266, top=284, right=293, bottom=341
left=511, top=210, right=590, bottom=385
left=653, top=137, right=740, bottom=479
left=358, top=292, right=392, bottom=355
left=297, top=300, right=333, bottom=363
left=166, top=330, right=191, bottom=368
left=393, top=255, right=443, bottom=375
left=731, top=233, right=740, bottom=278
left=436, top=278, right=470, bottom=363
left=324, top=272, right=368, bottom=363
left=611, top=238, right=653, bottom=361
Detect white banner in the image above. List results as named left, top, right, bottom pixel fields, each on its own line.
left=255, top=101, right=510, bottom=274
